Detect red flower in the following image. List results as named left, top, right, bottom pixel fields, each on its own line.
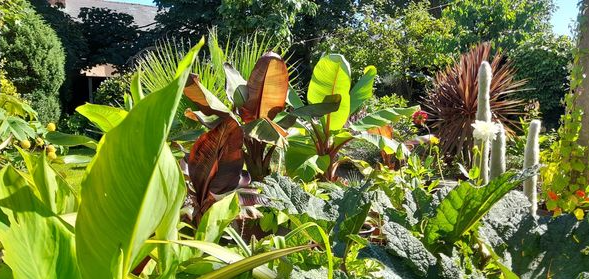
left=576, top=190, right=586, bottom=198
left=412, top=110, right=428, bottom=126
left=547, top=190, right=559, bottom=201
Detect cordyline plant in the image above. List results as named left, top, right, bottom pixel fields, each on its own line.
left=286, top=54, right=418, bottom=182
left=422, top=42, right=526, bottom=162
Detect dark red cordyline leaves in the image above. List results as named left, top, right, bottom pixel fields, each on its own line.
left=422, top=42, right=525, bottom=162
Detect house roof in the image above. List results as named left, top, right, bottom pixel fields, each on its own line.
left=62, top=0, right=158, bottom=28
left=80, top=63, right=119, bottom=77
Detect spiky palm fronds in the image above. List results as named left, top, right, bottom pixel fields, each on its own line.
left=422, top=43, right=526, bottom=162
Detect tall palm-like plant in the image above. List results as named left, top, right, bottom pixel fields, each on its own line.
left=422, top=43, right=526, bottom=162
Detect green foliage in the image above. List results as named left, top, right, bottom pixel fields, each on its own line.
left=78, top=7, right=144, bottom=68
left=154, top=0, right=317, bottom=42
left=94, top=73, right=132, bottom=106
left=0, top=0, right=26, bottom=33
left=317, top=2, right=454, bottom=97
left=442, top=0, right=554, bottom=52
left=29, top=0, right=89, bottom=109
left=509, top=33, right=573, bottom=129
left=0, top=1, right=64, bottom=123
left=0, top=166, right=80, bottom=278
left=425, top=168, right=536, bottom=249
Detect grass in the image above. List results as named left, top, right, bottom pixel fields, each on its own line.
left=51, top=147, right=94, bottom=188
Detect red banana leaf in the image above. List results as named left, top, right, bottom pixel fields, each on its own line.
left=240, top=52, right=289, bottom=123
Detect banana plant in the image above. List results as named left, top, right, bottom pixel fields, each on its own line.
left=183, top=51, right=291, bottom=181
left=285, top=54, right=419, bottom=182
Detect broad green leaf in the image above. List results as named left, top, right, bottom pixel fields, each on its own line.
left=195, top=193, right=240, bottom=243
left=355, top=132, right=410, bottom=156
left=75, top=103, right=128, bottom=133
left=350, top=106, right=420, bottom=131
left=75, top=67, right=191, bottom=278
left=223, top=62, right=248, bottom=108
left=349, top=65, right=377, bottom=114
left=308, top=54, right=351, bottom=131
left=17, top=149, right=78, bottom=214
left=291, top=94, right=341, bottom=118
left=0, top=116, right=35, bottom=141
left=287, top=87, right=304, bottom=109
left=242, top=117, right=288, bottom=148
left=332, top=188, right=371, bottom=258
left=0, top=166, right=80, bottom=279
left=424, top=168, right=537, bottom=248
left=45, top=131, right=97, bottom=149
left=130, top=69, right=144, bottom=105
left=285, top=137, right=330, bottom=182
left=148, top=240, right=278, bottom=279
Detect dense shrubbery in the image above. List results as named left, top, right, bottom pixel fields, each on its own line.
left=509, top=33, right=573, bottom=129
left=0, top=0, right=64, bottom=123
left=93, top=73, right=132, bottom=106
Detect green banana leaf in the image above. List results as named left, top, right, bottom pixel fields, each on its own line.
left=349, top=106, right=420, bottom=131
left=223, top=63, right=248, bottom=108
left=291, top=94, right=342, bottom=118
left=75, top=41, right=200, bottom=278
left=349, top=65, right=377, bottom=114
left=285, top=137, right=330, bottom=182
left=0, top=166, right=80, bottom=278
left=307, top=54, right=351, bottom=132
left=354, top=132, right=410, bottom=156
left=242, top=117, right=288, bottom=148
left=75, top=103, right=128, bottom=133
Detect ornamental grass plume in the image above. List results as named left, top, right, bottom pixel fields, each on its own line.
left=490, top=123, right=506, bottom=179
left=523, top=119, right=541, bottom=217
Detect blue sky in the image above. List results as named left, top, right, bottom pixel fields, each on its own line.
left=115, top=0, right=578, bottom=37
left=551, top=0, right=578, bottom=37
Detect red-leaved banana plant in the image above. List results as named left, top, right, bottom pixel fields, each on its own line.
left=187, top=117, right=244, bottom=223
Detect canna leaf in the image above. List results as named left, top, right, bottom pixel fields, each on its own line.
left=76, top=103, right=128, bottom=133
left=241, top=52, right=289, bottom=123
left=75, top=65, right=192, bottom=278
left=45, top=131, right=97, bottom=149
left=0, top=166, right=80, bottom=279
left=308, top=54, right=351, bottom=132
left=18, top=148, right=78, bottom=215
left=195, top=193, right=240, bottom=243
